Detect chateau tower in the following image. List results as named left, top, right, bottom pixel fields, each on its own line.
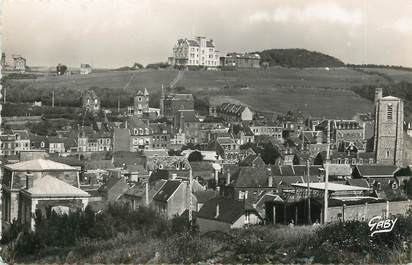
left=374, top=88, right=404, bottom=166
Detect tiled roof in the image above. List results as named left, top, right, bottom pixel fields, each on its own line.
left=233, top=167, right=270, bottom=188
left=4, top=159, right=78, bottom=172
left=23, top=175, right=89, bottom=198
left=216, top=137, right=236, bottom=145
left=355, top=165, right=399, bottom=177
left=197, top=197, right=261, bottom=224
left=347, top=179, right=370, bottom=188
left=152, top=179, right=182, bottom=202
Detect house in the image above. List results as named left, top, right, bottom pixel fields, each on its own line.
left=0, top=134, right=17, bottom=156
left=19, top=175, right=90, bottom=229
left=152, top=179, right=196, bottom=219
left=217, top=103, right=253, bottom=122
left=171, top=36, right=220, bottom=68
left=121, top=180, right=167, bottom=210
left=84, top=159, right=115, bottom=185
left=98, top=176, right=129, bottom=202
left=351, top=165, right=411, bottom=200
left=224, top=52, right=260, bottom=68
left=2, top=159, right=81, bottom=225
left=150, top=122, right=171, bottom=150
left=207, top=136, right=241, bottom=163
left=196, top=197, right=262, bottom=232
left=250, top=122, right=283, bottom=140
left=190, top=161, right=218, bottom=187
left=82, top=88, right=101, bottom=115
left=12, top=130, right=30, bottom=154
left=124, top=164, right=149, bottom=183
left=239, top=154, right=266, bottom=168
left=127, top=117, right=151, bottom=151
left=146, top=156, right=191, bottom=179
left=80, top=64, right=92, bottom=75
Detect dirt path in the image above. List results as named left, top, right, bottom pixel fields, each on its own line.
left=169, top=70, right=184, bottom=88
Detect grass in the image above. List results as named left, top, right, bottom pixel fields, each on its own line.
left=8, top=66, right=412, bottom=118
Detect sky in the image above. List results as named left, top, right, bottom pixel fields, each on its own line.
left=2, top=0, right=412, bottom=68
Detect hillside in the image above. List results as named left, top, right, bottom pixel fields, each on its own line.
left=5, top=67, right=390, bottom=118
left=258, top=49, right=345, bottom=68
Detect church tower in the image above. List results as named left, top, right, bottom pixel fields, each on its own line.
left=133, top=88, right=149, bottom=116
left=374, top=88, right=404, bottom=166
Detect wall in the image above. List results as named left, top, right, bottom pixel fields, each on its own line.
left=231, top=212, right=261, bottom=228
left=327, top=200, right=412, bottom=222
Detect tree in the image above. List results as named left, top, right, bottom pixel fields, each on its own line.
left=56, top=64, right=67, bottom=75
left=188, top=151, right=203, bottom=162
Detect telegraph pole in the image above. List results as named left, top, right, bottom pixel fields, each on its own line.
left=188, top=167, right=193, bottom=226
left=323, top=120, right=331, bottom=224
left=52, top=89, right=55, bottom=108
left=306, top=159, right=311, bottom=224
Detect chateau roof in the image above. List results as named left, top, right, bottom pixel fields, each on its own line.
left=4, top=159, right=78, bottom=172
left=23, top=175, right=89, bottom=198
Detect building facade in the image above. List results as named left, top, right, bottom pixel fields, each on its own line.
left=172, top=36, right=220, bottom=68
left=224, top=53, right=261, bottom=68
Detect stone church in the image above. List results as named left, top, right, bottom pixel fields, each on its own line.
left=373, top=88, right=404, bottom=166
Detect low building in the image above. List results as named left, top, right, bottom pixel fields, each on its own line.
left=217, top=103, right=253, bottom=122
left=224, top=52, right=260, bottom=68
left=197, top=197, right=262, bottom=232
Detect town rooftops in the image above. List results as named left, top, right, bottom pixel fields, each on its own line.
left=292, top=182, right=370, bottom=192
left=152, top=179, right=182, bottom=202
left=85, top=160, right=115, bottom=171
left=193, top=190, right=219, bottom=204
left=22, top=175, right=90, bottom=198
left=166, top=93, right=194, bottom=101
left=189, top=161, right=215, bottom=172
left=4, top=159, right=79, bottom=172
left=197, top=197, right=261, bottom=224
left=146, top=156, right=191, bottom=171
left=181, top=150, right=222, bottom=161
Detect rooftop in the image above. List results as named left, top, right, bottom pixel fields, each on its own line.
left=4, top=159, right=79, bottom=172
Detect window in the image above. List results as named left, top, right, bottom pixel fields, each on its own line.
left=387, top=104, right=393, bottom=120
left=385, top=150, right=390, bottom=159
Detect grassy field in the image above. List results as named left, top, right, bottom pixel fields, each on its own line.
left=9, top=66, right=405, bottom=118
left=363, top=67, right=412, bottom=83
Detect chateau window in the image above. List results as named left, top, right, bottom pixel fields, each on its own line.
left=387, top=104, right=393, bottom=120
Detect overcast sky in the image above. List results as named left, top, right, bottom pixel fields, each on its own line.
left=2, top=0, right=412, bottom=68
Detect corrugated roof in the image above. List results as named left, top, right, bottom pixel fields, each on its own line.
left=23, top=175, right=89, bottom=197
left=4, top=159, right=78, bottom=172
left=355, top=165, right=399, bottom=177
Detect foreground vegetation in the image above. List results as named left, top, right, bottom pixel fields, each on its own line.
left=2, top=203, right=412, bottom=264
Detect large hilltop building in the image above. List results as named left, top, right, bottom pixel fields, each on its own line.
left=171, top=36, right=221, bottom=68
left=373, top=88, right=404, bottom=166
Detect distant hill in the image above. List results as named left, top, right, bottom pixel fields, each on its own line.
left=257, top=48, right=345, bottom=68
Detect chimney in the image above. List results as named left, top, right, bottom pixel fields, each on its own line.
left=25, top=172, right=34, bottom=189
left=268, top=175, right=273, bottom=187
left=214, top=204, right=220, bottom=218
left=226, top=172, right=231, bottom=185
